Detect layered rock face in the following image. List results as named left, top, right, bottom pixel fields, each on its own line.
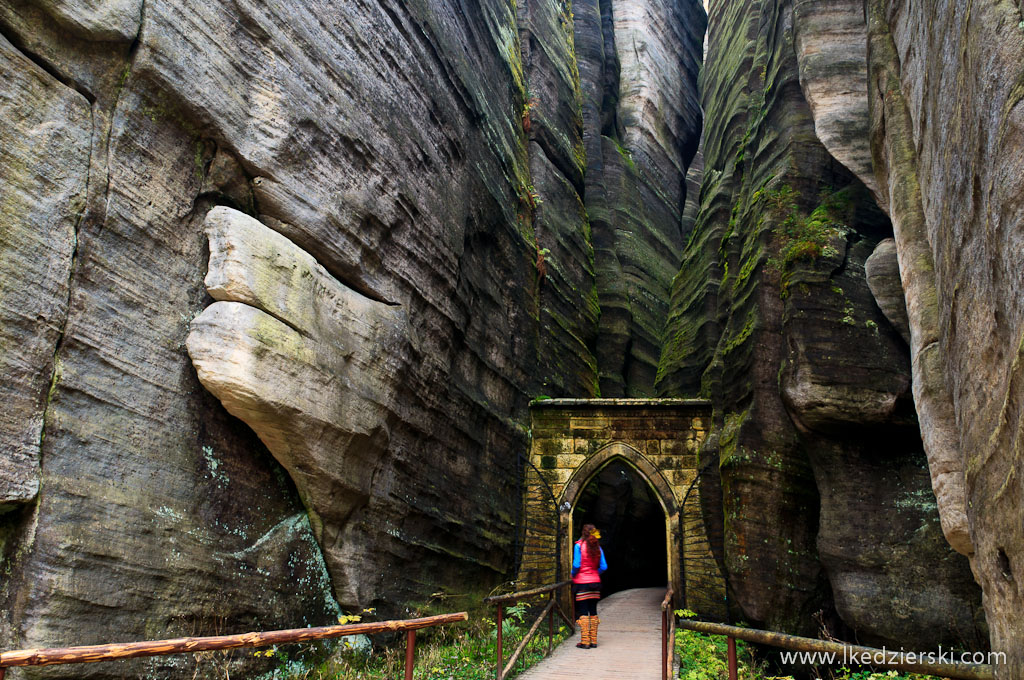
left=0, top=35, right=84, bottom=511
left=658, top=0, right=985, bottom=652
left=861, top=1, right=1024, bottom=674
left=791, top=0, right=1024, bottom=671
left=0, top=0, right=704, bottom=676
left=574, top=0, right=705, bottom=396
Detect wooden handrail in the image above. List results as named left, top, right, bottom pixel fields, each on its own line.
left=676, top=619, right=995, bottom=680
left=0, top=612, right=468, bottom=673
left=484, top=580, right=571, bottom=604
left=500, top=599, right=556, bottom=678
left=488, top=581, right=574, bottom=680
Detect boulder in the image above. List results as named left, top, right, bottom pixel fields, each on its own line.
left=187, top=207, right=408, bottom=602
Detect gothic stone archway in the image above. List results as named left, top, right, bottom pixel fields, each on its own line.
left=523, top=398, right=726, bottom=616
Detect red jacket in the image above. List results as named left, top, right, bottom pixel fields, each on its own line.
left=572, top=539, right=606, bottom=584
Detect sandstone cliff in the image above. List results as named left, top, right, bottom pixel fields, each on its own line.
left=658, top=0, right=986, bottom=653
left=863, top=1, right=1024, bottom=674
left=0, top=0, right=703, bottom=676
left=6, top=0, right=1022, bottom=675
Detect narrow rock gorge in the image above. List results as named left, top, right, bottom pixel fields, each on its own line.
left=1, top=0, right=1022, bottom=677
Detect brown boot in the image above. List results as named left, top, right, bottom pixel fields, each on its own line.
left=589, top=616, right=600, bottom=648
left=576, top=616, right=590, bottom=648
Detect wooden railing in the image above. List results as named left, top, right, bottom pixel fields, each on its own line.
left=675, top=619, right=996, bottom=680
left=0, top=612, right=468, bottom=680
left=660, top=588, right=674, bottom=680
left=483, top=581, right=574, bottom=680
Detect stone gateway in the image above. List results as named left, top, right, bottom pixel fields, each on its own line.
left=523, top=399, right=727, bottom=620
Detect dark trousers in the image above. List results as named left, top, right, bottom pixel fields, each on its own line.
left=573, top=582, right=600, bottom=617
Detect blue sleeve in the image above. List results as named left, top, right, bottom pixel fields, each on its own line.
left=599, top=548, right=608, bottom=573
left=571, top=543, right=581, bottom=575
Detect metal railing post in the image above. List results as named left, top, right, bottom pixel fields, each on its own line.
left=405, top=630, right=416, bottom=680
left=483, top=581, right=574, bottom=680
left=727, top=636, right=738, bottom=680
left=496, top=604, right=504, bottom=680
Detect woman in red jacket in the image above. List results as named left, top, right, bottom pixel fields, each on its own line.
left=571, top=523, right=608, bottom=649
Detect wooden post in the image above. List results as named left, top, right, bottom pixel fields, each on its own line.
left=1, top=666, right=6, bottom=679
left=662, top=608, right=669, bottom=680
left=496, top=605, right=504, bottom=680
left=404, top=630, right=416, bottom=680
left=547, top=592, right=554, bottom=655
left=727, top=637, right=738, bottom=680
left=661, top=587, right=674, bottom=680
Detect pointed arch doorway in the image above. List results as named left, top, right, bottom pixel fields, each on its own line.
left=561, top=442, right=678, bottom=598
left=522, top=398, right=727, bottom=617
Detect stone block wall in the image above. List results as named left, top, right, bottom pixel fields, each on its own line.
left=524, top=399, right=726, bottom=618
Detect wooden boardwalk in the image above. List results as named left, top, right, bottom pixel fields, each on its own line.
left=516, top=587, right=667, bottom=679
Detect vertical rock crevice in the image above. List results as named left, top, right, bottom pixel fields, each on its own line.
left=577, top=0, right=706, bottom=397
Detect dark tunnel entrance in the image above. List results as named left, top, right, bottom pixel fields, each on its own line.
left=571, top=460, right=668, bottom=598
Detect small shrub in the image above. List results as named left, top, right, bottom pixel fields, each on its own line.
left=535, top=246, right=550, bottom=283
left=762, top=186, right=852, bottom=294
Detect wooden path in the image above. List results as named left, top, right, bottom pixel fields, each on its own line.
left=516, top=587, right=667, bottom=679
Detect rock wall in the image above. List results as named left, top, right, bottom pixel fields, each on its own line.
left=574, top=0, right=705, bottom=396
left=789, top=0, right=1024, bottom=671
left=862, top=0, right=1024, bottom=675
left=658, top=0, right=986, bottom=652
left=6, top=0, right=1021, bottom=672
left=0, top=0, right=704, bottom=676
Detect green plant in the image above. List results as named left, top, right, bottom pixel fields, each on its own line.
left=763, top=186, right=853, bottom=293
left=675, top=629, right=766, bottom=680
left=279, top=601, right=568, bottom=680
left=832, top=671, right=941, bottom=680
left=535, top=246, right=550, bottom=282
left=521, top=98, right=537, bottom=133
left=673, top=629, right=944, bottom=680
